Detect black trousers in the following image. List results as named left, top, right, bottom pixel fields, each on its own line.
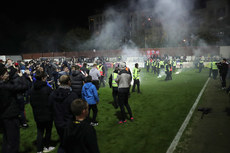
left=157, top=68, right=160, bottom=76
left=88, top=104, right=98, bottom=123
left=146, top=66, right=149, bottom=72
left=199, top=66, right=203, bottom=73
left=212, top=70, right=218, bottom=80
left=2, top=118, right=20, bottom=153
left=153, top=67, right=157, bottom=74
left=165, top=71, right=172, bottom=80
left=132, top=79, right=140, bottom=93
left=112, top=87, right=119, bottom=108
left=100, top=76, right=105, bottom=87
left=36, top=120, right=53, bottom=152
left=17, top=97, right=27, bottom=125
left=151, top=66, right=154, bottom=73
left=118, top=88, right=133, bottom=121
left=222, top=74, right=227, bottom=87
left=55, top=125, right=65, bottom=153
left=209, top=68, right=212, bottom=77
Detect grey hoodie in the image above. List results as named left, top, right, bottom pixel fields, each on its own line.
left=89, top=67, right=101, bottom=81
left=115, top=69, right=132, bottom=88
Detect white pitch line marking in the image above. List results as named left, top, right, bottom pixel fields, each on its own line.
left=166, top=77, right=210, bottom=153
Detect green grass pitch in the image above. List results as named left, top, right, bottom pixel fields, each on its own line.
left=0, top=68, right=209, bottom=153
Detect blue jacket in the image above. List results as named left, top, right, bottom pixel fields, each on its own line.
left=81, top=82, right=99, bottom=105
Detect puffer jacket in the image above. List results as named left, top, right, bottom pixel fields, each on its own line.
left=70, top=70, right=85, bottom=97
left=30, top=80, right=53, bottom=122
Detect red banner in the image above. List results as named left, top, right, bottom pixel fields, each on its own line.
left=146, top=49, right=160, bottom=56
left=155, top=50, right=160, bottom=55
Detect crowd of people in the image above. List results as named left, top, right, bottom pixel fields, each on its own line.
left=0, top=55, right=229, bottom=153
left=0, top=57, right=138, bottom=153
left=145, top=56, right=230, bottom=93
left=145, top=57, right=182, bottom=81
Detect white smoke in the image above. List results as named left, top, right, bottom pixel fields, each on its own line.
left=192, top=39, right=209, bottom=57
left=121, top=43, right=142, bottom=57
left=80, top=0, right=196, bottom=56
left=175, top=69, right=182, bottom=74
left=81, top=8, right=127, bottom=51
left=153, top=0, right=195, bottom=46
left=157, top=69, right=166, bottom=78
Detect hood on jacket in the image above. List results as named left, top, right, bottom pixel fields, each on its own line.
left=34, top=80, right=47, bottom=90
left=52, top=87, right=71, bottom=103
left=83, top=82, right=93, bottom=91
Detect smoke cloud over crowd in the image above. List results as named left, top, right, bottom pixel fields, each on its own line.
left=79, top=0, right=197, bottom=56
left=22, top=0, right=206, bottom=55
left=153, top=0, right=194, bottom=46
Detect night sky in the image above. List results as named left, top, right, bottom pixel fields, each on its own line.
left=0, top=0, right=123, bottom=54
left=0, top=0, right=205, bottom=54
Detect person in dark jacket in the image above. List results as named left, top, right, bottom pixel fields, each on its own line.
left=70, top=65, right=85, bottom=98
left=109, top=67, right=119, bottom=108
left=9, top=66, right=31, bottom=128
left=80, top=62, right=89, bottom=75
left=58, top=66, right=69, bottom=78
left=103, top=62, right=108, bottom=81
left=217, top=58, right=229, bottom=89
left=63, top=99, right=100, bottom=153
left=0, top=64, right=29, bottom=153
left=49, top=75, right=78, bottom=153
left=52, top=67, right=60, bottom=89
left=30, top=70, right=55, bottom=153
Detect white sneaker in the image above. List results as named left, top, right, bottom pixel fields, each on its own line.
left=37, top=152, right=43, bottom=153
left=90, top=122, right=98, bottom=126
left=43, top=146, right=55, bottom=153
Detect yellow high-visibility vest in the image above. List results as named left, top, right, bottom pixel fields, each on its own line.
left=133, top=67, right=140, bottom=79
left=212, top=62, right=218, bottom=70
left=112, top=72, right=118, bottom=87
